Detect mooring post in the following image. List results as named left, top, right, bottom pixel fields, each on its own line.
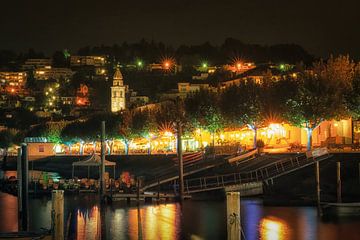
left=100, top=121, right=106, bottom=198
left=226, top=192, right=240, bottom=240
left=17, top=147, right=22, bottom=231
left=177, top=122, right=184, bottom=201
left=51, top=190, right=64, bottom=240
left=315, top=161, right=322, bottom=216
left=337, top=162, right=342, bottom=203
left=137, top=177, right=140, bottom=204
left=18, top=144, right=29, bottom=231
left=358, top=162, right=360, bottom=185
left=157, top=178, right=160, bottom=201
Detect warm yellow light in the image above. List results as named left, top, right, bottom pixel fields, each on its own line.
left=49, top=88, right=53, bottom=92
left=163, top=131, right=173, bottom=137
left=220, top=134, right=225, bottom=140
left=52, top=96, right=56, bottom=100
left=334, top=123, right=338, bottom=127
left=259, top=217, right=289, bottom=240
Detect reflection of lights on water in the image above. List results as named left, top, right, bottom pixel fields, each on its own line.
left=76, top=206, right=101, bottom=240
left=259, top=217, right=289, bottom=240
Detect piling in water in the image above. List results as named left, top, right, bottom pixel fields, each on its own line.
left=226, top=192, right=240, bottom=240
left=51, top=190, right=64, bottom=240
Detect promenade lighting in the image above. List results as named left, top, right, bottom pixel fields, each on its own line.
left=163, top=61, right=170, bottom=69
left=236, top=62, right=242, bottom=70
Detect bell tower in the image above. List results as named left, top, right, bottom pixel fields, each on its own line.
left=111, top=68, right=126, bottom=112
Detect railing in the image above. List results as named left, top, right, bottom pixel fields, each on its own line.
left=182, top=152, right=332, bottom=193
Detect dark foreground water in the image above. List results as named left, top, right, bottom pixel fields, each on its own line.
left=1, top=192, right=360, bottom=240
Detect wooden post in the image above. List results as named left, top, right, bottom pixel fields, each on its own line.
left=226, top=192, right=240, bottom=240
left=358, top=162, right=360, bottom=185
left=157, top=178, right=160, bottom=200
left=100, top=121, right=106, bottom=197
left=17, top=147, right=22, bottom=231
left=52, top=190, right=64, bottom=240
left=337, top=162, right=342, bottom=203
left=137, top=177, right=140, bottom=203
left=18, top=144, right=29, bottom=231
left=315, top=161, right=322, bottom=215
left=177, top=122, right=184, bottom=201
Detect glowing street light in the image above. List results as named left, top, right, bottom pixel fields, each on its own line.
left=202, top=62, right=208, bottom=68
left=137, top=60, right=143, bottom=67
left=164, top=61, right=170, bottom=69
left=236, top=62, right=242, bottom=70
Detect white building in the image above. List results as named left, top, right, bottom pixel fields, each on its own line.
left=34, top=66, right=74, bottom=80
left=111, top=68, right=126, bottom=112
left=70, top=56, right=106, bottom=67
left=22, top=58, right=52, bottom=70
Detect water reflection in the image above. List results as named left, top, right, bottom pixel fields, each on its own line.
left=259, top=217, right=290, bottom=240
left=1, top=193, right=360, bottom=240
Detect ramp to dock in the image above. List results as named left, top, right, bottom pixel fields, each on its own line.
left=142, top=148, right=332, bottom=195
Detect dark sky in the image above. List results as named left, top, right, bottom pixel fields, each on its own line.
left=1, top=0, right=360, bottom=58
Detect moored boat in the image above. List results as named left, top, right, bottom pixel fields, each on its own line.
left=321, top=202, right=360, bottom=217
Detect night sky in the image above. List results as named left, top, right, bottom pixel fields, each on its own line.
left=1, top=0, right=360, bottom=58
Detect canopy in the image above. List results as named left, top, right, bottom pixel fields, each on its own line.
left=72, top=153, right=116, bottom=179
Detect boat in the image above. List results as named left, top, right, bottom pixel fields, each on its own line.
left=321, top=202, right=360, bottom=217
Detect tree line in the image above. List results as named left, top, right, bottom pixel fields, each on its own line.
left=0, top=38, right=314, bottom=71
left=1, top=55, right=359, bottom=154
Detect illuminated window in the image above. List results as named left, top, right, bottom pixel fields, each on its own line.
left=39, top=145, right=44, bottom=153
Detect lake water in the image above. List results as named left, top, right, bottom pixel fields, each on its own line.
left=1, top=192, right=360, bottom=240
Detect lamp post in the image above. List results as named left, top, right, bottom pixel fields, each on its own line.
left=177, top=121, right=184, bottom=201
left=100, top=121, right=106, bottom=198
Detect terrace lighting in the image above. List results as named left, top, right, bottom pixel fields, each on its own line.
left=236, top=62, right=242, bottom=70
left=164, top=61, right=170, bottom=69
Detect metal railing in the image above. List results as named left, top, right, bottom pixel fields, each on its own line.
left=182, top=153, right=332, bottom=193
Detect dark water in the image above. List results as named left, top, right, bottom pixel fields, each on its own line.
left=1, top=192, right=360, bottom=240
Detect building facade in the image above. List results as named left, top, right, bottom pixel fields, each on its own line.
left=111, top=68, right=126, bottom=112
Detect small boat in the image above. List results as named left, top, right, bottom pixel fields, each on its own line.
left=321, top=202, right=360, bottom=217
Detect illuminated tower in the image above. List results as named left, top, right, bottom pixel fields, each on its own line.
left=111, top=68, right=126, bottom=112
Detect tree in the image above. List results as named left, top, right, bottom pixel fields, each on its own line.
left=28, top=121, right=69, bottom=143
left=0, top=129, right=20, bottom=166
left=285, top=56, right=354, bottom=150
left=221, top=80, right=266, bottom=148
left=345, top=63, right=360, bottom=118
left=185, top=89, right=224, bottom=147
left=118, top=110, right=136, bottom=155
